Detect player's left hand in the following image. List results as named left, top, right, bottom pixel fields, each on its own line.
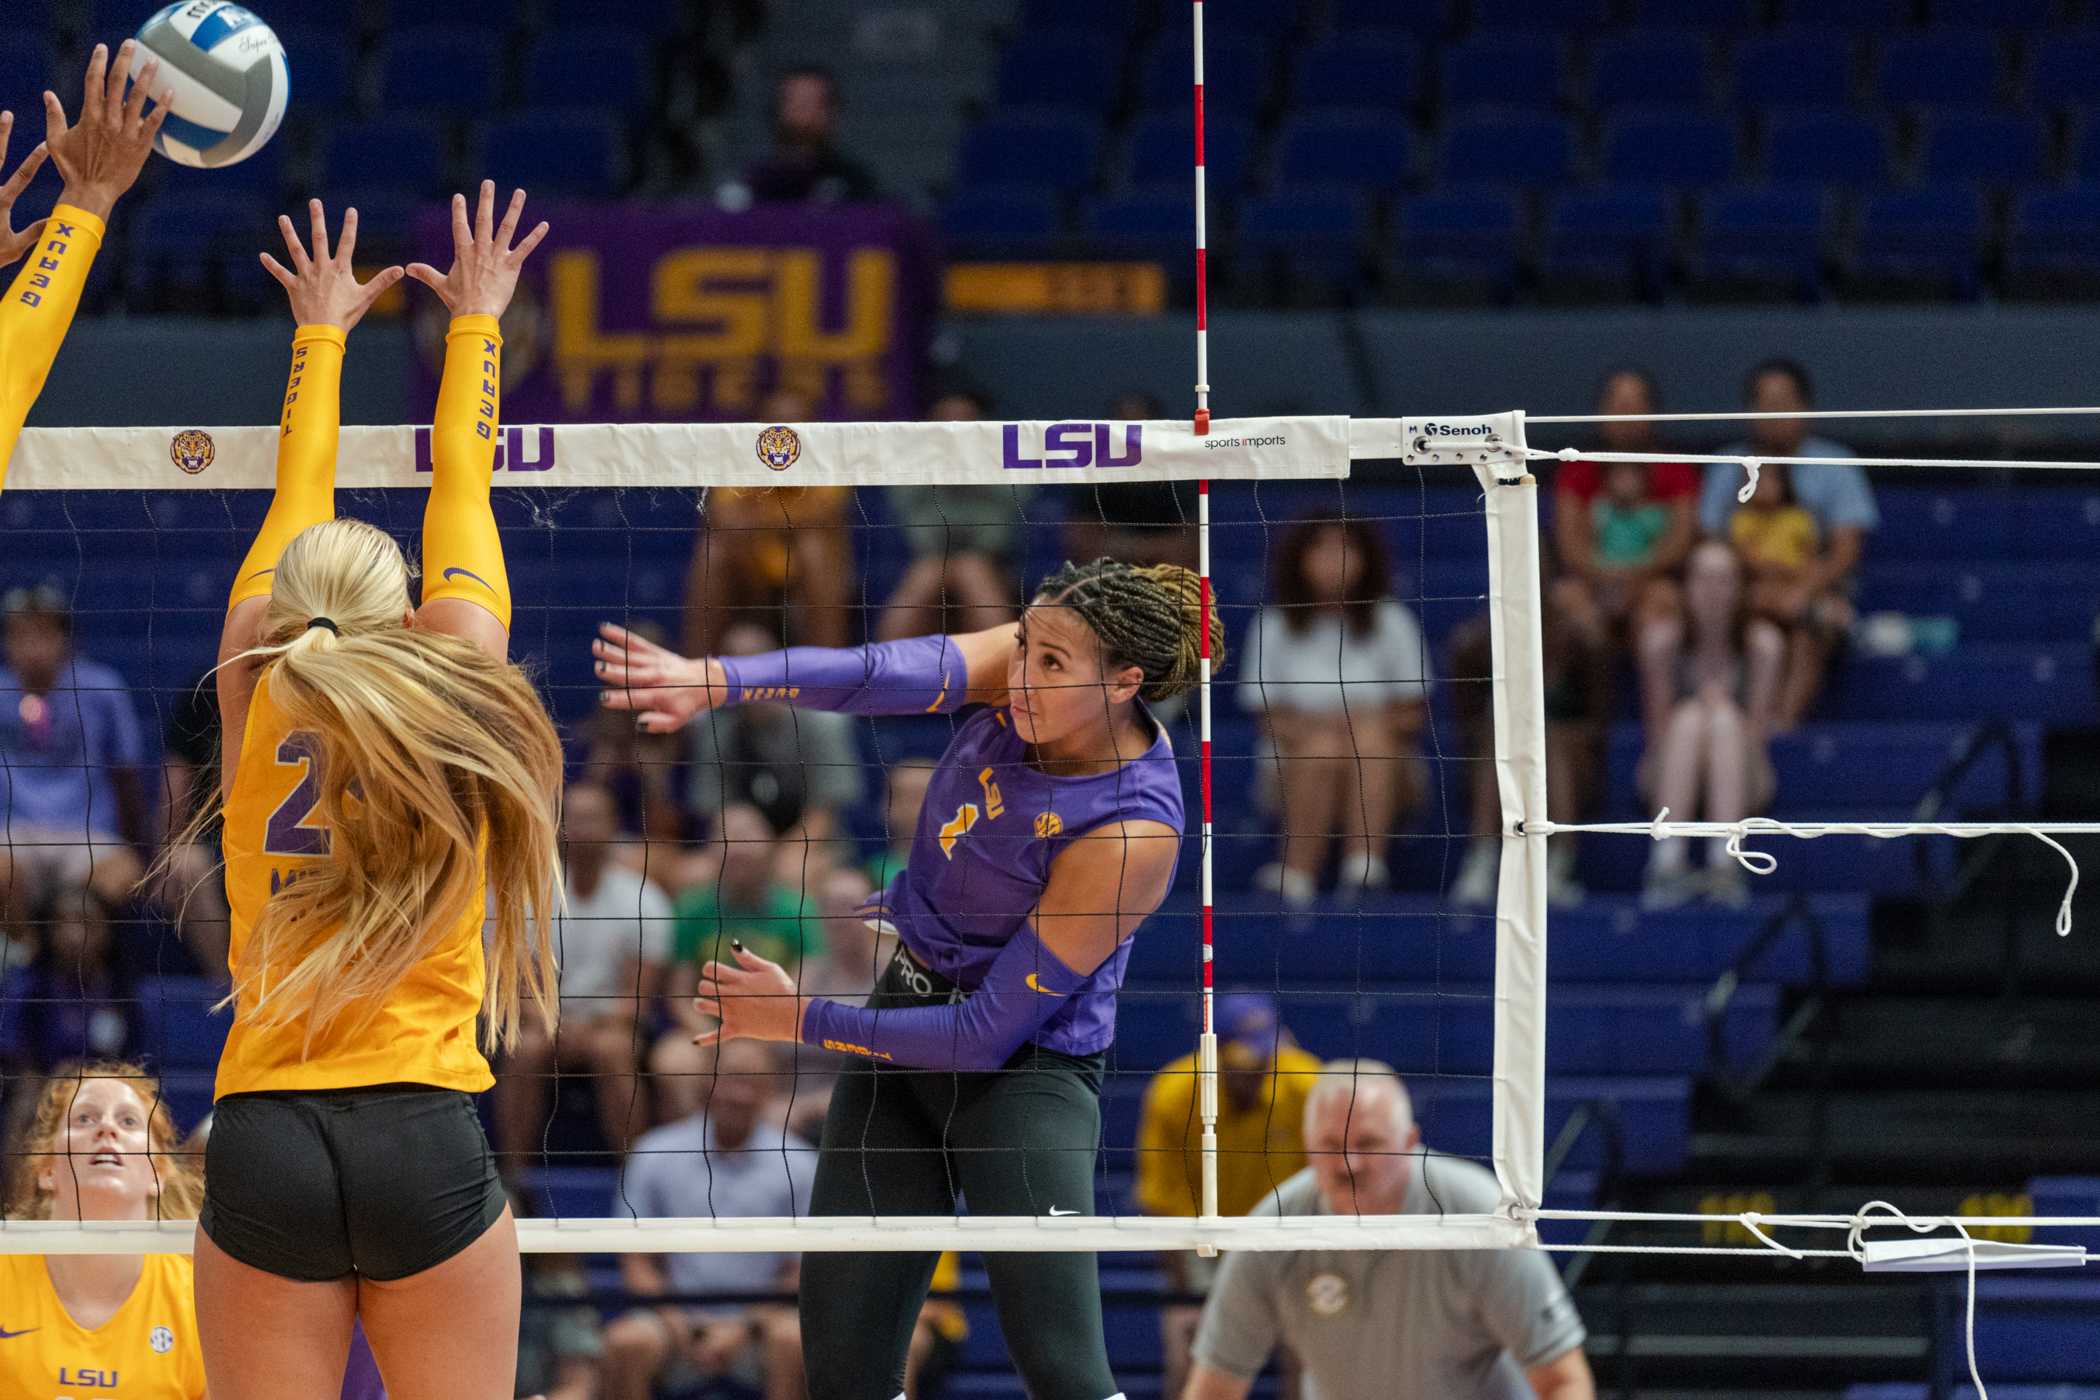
left=406, top=179, right=548, bottom=321
left=693, top=943, right=804, bottom=1048
left=0, top=111, right=50, bottom=268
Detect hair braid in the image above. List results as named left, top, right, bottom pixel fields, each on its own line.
left=1036, top=557, right=1226, bottom=703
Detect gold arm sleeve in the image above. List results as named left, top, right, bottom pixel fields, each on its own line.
left=0, top=205, right=106, bottom=491
left=229, top=324, right=347, bottom=608
left=420, top=312, right=510, bottom=630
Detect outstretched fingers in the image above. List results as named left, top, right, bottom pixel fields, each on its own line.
left=122, top=56, right=160, bottom=130
left=102, top=41, right=135, bottom=131
left=306, top=198, right=330, bottom=264
left=277, top=213, right=310, bottom=270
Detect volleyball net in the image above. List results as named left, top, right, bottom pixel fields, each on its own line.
left=1, top=410, right=2096, bottom=1270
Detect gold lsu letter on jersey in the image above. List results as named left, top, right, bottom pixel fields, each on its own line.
left=0, top=1255, right=206, bottom=1400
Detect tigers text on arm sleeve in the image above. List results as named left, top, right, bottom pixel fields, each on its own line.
left=717, top=635, right=969, bottom=716
left=0, top=206, right=106, bottom=490
left=420, top=313, right=512, bottom=630
left=799, top=923, right=1084, bottom=1071
left=229, top=324, right=348, bottom=607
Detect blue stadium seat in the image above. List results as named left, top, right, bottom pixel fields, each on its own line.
left=1139, top=36, right=1266, bottom=111
left=939, top=185, right=1064, bottom=247
left=539, top=0, right=682, bottom=32
left=379, top=27, right=502, bottom=113
left=475, top=112, right=626, bottom=197
left=1779, top=0, right=1916, bottom=25
left=1201, top=0, right=1307, bottom=44
left=1272, top=110, right=1410, bottom=189
left=1018, top=0, right=1145, bottom=34
left=1857, top=565, right=2093, bottom=643
left=323, top=118, right=448, bottom=195
left=2029, top=30, right=2100, bottom=112
left=2072, top=118, right=2100, bottom=181
left=1602, top=109, right=1738, bottom=187
left=1832, top=646, right=2093, bottom=725
left=526, top=29, right=654, bottom=115
left=1440, top=111, right=1574, bottom=188
left=1288, top=36, right=1422, bottom=112
left=270, top=27, right=355, bottom=111
left=126, top=192, right=272, bottom=300
left=1693, top=185, right=1826, bottom=296
left=1543, top=186, right=1672, bottom=297
left=1333, top=0, right=1449, bottom=35
left=1237, top=187, right=1370, bottom=292
left=1929, top=0, right=2050, bottom=20
left=1874, top=31, right=2005, bottom=107
left=995, top=31, right=1120, bottom=112
left=1971, top=1283, right=2100, bottom=1384
left=1084, top=184, right=1194, bottom=262
left=2008, top=185, right=2100, bottom=290
left=1919, top=111, right=2045, bottom=186
left=1126, top=112, right=1254, bottom=196
left=1468, top=0, right=1612, bottom=27
left=1589, top=32, right=1711, bottom=111
left=0, top=37, right=51, bottom=106
left=1765, top=112, right=1892, bottom=185
left=1628, top=0, right=1758, bottom=23
left=957, top=110, right=1103, bottom=196
left=1733, top=32, right=1854, bottom=109
left=1396, top=189, right=1524, bottom=297
left=1851, top=185, right=1987, bottom=297
left=1441, top=32, right=1564, bottom=110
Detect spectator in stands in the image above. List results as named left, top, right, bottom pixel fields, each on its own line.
left=1700, top=359, right=1878, bottom=731
left=602, top=1039, right=815, bottom=1400
left=1553, top=368, right=1699, bottom=733
left=687, top=621, right=867, bottom=870
left=684, top=388, right=855, bottom=657
left=723, top=64, right=879, bottom=207
left=1063, top=391, right=1198, bottom=571
left=1137, top=993, right=1322, bottom=1399
left=578, top=622, right=690, bottom=849
left=1642, top=542, right=1783, bottom=910
left=1184, top=1060, right=1594, bottom=1400
left=1448, top=576, right=1608, bottom=909
left=783, top=863, right=881, bottom=1145
left=0, top=585, right=150, bottom=944
left=1239, top=516, right=1431, bottom=904
left=511, top=1191, right=606, bottom=1400
left=865, top=755, right=936, bottom=892
left=153, top=674, right=230, bottom=980
left=493, top=781, right=674, bottom=1170
left=876, top=387, right=1025, bottom=641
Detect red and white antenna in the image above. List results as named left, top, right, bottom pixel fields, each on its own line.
left=1192, top=0, right=1220, bottom=1249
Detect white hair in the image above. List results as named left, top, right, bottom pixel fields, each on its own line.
left=1303, top=1057, right=1415, bottom=1137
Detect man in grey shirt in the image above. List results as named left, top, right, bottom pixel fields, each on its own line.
left=1186, top=1060, right=1594, bottom=1400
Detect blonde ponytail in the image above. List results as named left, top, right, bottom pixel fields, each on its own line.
left=167, top=518, right=563, bottom=1054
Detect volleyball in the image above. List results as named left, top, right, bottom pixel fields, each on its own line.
left=129, top=2, right=289, bottom=169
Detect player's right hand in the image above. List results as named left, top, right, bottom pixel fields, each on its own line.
left=258, top=199, right=404, bottom=332
left=594, top=622, right=730, bottom=732
left=42, top=42, right=171, bottom=220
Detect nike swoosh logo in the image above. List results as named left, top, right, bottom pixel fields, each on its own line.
left=441, top=566, right=493, bottom=590
left=1047, top=1207, right=1079, bottom=1217
left=0, top=1326, right=37, bottom=1339
left=1025, top=973, right=1064, bottom=997
left=243, top=567, right=274, bottom=582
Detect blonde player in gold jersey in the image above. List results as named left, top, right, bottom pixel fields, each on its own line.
left=175, top=183, right=561, bottom=1400
left=0, top=1062, right=207, bottom=1400
left=0, top=42, right=172, bottom=486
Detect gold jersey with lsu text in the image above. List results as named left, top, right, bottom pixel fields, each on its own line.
left=0, top=1255, right=205, bottom=1400
left=215, top=667, right=493, bottom=1099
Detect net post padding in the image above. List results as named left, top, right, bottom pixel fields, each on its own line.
left=0, top=1214, right=1532, bottom=1256
left=1473, top=417, right=1549, bottom=1232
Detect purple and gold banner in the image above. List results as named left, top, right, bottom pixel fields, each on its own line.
left=413, top=203, right=937, bottom=423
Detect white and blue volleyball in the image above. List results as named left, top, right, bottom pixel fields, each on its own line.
left=130, top=3, right=289, bottom=169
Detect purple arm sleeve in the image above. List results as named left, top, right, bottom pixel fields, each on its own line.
left=717, top=634, right=968, bottom=717
left=801, top=924, right=1087, bottom=1072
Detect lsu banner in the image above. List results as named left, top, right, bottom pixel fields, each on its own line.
left=410, top=204, right=939, bottom=423
left=9, top=417, right=1358, bottom=491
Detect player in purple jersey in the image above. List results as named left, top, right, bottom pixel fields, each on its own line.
left=594, top=557, right=1224, bottom=1400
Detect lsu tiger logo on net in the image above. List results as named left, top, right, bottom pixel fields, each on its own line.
left=169, top=429, right=216, bottom=476
left=756, top=425, right=802, bottom=471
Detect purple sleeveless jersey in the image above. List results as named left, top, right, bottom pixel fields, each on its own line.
left=866, top=704, right=1185, bottom=1056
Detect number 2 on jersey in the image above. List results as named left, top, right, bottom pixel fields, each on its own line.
left=264, top=731, right=331, bottom=858
left=938, top=768, right=1006, bottom=859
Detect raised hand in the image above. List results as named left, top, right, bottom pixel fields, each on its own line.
left=593, top=622, right=730, bottom=733
left=259, top=199, right=404, bottom=332
left=0, top=111, right=50, bottom=268
left=405, top=180, right=548, bottom=320
left=43, top=42, right=172, bottom=221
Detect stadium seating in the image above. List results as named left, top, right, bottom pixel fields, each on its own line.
left=1271, top=110, right=1411, bottom=189
left=956, top=110, right=1103, bottom=196
left=1137, top=36, right=1265, bottom=114
left=994, top=31, right=1122, bottom=113
left=1693, top=185, right=1827, bottom=297
left=1919, top=110, right=2047, bottom=188
left=1125, top=112, right=1254, bottom=196
left=1602, top=109, right=1738, bottom=187
left=323, top=118, right=450, bottom=196
left=2027, top=30, right=2100, bottom=113
left=1588, top=32, right=1712, bottom=111
left=940, top=185, right=1065, bottom=248
left=1235, top=187, right=1372, bottom=297
left=0, top=36, right=51, bottom=107
left=1765, top=112, right=1893, bottom=186
left=1440, top=111, right=1575, bottom=188
left=1394, top=189, right=1525, bottom=300
left=1440, top=32, right=1565, bottom=112
left=378, top=27, right=504, bottom=113
left=1287, top=36, right=1422, bottom=114
left=269, top=27, right=356, bottom=112
left=2006, top=185, right=2100, bottom=295
left=1848, top=185, right=1988, bottom=298
left=524, top=29, right=655, bottom=116
left=1732, top=32, right=1855, bottom=110
left=475, top=112, right=628, bottom=198
left=1779, top=0, right=1915, bottom=26
left=1084, top=185, right=1196, bottom=264
left=1542, top=186, right=1674, bottom=298
left=1471, top=0, right=1614, bottom=28
left=1873, top=30, right=2007, bottom=108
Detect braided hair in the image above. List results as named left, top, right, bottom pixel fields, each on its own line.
left=1034, top=558, right=1227, bottom=704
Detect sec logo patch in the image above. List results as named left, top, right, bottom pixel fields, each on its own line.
left=150, top=1325, right=174, bottom=1354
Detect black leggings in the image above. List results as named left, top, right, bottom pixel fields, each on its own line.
left=800, top=967, right=1117, bottom=1400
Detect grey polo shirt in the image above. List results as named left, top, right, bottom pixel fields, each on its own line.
left=1192, top=1154, right=1586, bottom=1400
